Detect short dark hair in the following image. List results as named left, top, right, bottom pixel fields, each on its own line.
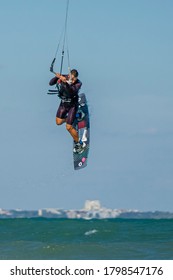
left=71, top=69, right=78, bottom=77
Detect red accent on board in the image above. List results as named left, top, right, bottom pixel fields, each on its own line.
left=78, top=120, right=86, bottom=129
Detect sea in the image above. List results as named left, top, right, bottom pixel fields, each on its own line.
left=0, top=218, right=173, bottom=260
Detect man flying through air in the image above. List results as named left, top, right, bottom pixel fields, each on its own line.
left=49, top=69, right=86, bottom=153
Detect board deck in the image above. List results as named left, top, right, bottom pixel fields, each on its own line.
left=73, top=93, right=90, bottom=170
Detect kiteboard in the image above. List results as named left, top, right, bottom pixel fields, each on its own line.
left=73, top=93, right=90, bottom=170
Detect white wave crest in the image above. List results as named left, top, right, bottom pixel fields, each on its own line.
left=84, top=229, right=98, bottom=236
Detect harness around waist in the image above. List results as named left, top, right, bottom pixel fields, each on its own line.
left=61, top=97, right=72, bottom=103
left=60, top=95, right=78, bottom=104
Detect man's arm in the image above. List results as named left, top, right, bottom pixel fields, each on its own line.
left=49, top=73, right=67, bottom=86
left=49, top=76, right=58, bottom=86
left=55, top=73, right=67, bottom=83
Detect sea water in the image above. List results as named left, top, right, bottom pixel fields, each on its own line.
left=0, top=218, right=173, bottom=260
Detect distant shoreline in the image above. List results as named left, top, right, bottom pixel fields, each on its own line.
left=0, top=208, right=173, bottom=219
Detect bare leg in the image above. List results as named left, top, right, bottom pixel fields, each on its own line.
left=66, top=124, right=79, bottom=143
left=56, top=117, right=66, bottom=125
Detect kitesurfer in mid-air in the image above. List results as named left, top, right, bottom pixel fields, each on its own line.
left=49, top=69, right=86, bottom=153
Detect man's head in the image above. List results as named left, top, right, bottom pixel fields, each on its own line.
left=70, top=69, right=78, bottom=83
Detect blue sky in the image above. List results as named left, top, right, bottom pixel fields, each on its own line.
left=0, top=0, right=173, bottom=211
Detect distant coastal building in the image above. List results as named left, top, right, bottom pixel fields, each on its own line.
left=38, top=209, right=42, bottom=217
left=84, top=200, right=101, bottom=211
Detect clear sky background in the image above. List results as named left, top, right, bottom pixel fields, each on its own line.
left=0, top=0, right=173, bottom=211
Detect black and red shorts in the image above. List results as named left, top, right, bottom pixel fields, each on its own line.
left=56, top=101, right=78, bottom=125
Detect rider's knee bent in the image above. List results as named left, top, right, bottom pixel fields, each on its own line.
left=66, top=123, right=72, bottom=131
left=56, top=118, right=63, bottom=125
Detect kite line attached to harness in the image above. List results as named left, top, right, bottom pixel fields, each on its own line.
left=47, top=0, right=70, bottom=96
